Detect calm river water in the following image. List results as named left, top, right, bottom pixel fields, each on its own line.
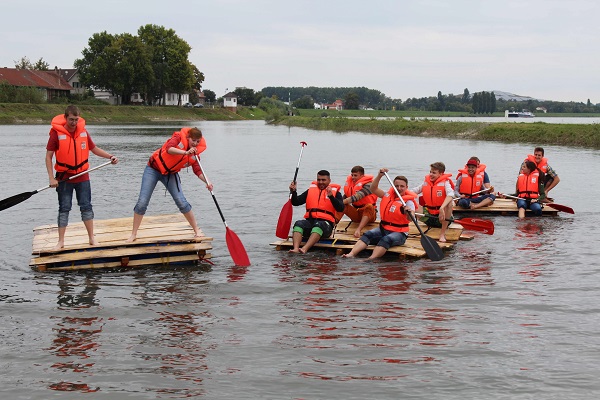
left=1, top=121, right=599, bottom=399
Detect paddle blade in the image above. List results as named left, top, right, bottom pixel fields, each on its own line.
left=455, top=218, right=495, bottom=235
left=276, top=200, right=293, bottom=239
left=225, top=227, right=251, bottom=267
left=547, top=203, right=574, bottom=214
left=0, top=191, right=36, bottom=212
left=420, top=234, right=445, bottom=261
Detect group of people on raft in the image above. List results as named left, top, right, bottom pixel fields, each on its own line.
left=287, top=147, right=560, bottom=258
left=45, top=105, right=560, bottom=258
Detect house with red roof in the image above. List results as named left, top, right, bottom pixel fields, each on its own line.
left=0, top=67, right=72, bottom=101
left=323, top=99, right=344, bottom=111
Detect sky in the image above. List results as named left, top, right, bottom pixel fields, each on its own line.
left=1, top=0, right=598, bottom=103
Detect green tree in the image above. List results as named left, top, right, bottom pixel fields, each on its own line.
left=462, top=88, right=470, bottom=104
left=14, top=56, right=50, bottom=70
left=344, top=92, right=360, bottom=109
left=234, top=87, right=257, bottom=106
left=293, top=95, right=314, bottom=109
left=203, top=89, right=216, bottom=103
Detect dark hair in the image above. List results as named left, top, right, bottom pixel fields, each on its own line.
left=350, top=165, right=364, bottom=174
left=64, top=105, right=80, bottom=118
left=524, top=160, right=537, bottom=172
left=430, top=161, right=446, bottom=173
left=534, top=147, right=545, bottom=156
left=395, top=175, right=408, bottom=185
left=317, top=170, right=330, bottom=177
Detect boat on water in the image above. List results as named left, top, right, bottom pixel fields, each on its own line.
left=505, top=109, right=535, bottom=118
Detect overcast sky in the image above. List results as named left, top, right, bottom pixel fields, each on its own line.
left=1, top=0, right=597, bottom=102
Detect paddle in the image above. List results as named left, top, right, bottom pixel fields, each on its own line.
left=498, top=192, right=574, bottom=214
left=453, top=187, right=492, bottom=202
left=195, top=155, right=251, bottom=266
left=383, top=172, right=444, bottom=261
left=276, top=141, right=307, bottom=238
left=0, top=160, right=114, bottom=212
left=415, top=213, right=495, bottom=235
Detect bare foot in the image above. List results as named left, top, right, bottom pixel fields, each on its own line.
left=89, top=237, right=98, bottom=246
left=51, top=242, right=64, bottom=251
left=288, top=249, right=300, bottom=253
left=125, top=234, right=137, bottom=243
left=353, top=230, right=362, bottom=239
left=342, top=253, right=355, bottom=258
left=438, top=235, right=447, bottom=243
left=299, top=248, right=307, bottom=254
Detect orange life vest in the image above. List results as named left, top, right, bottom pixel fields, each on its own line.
left=517, top=170, right=540, bottom=199
left=526, top=154, right=548, bottom=175
left=303, top=182, right=341, bottom=223
left=455, top=163, right=486, bottom=180
left=380, top=189, right=418, bottom=233
left=149, top=128, right=207, bottom=175
left=458, top=170, right=485, bottom=198
left=343, top=174, right=378, bottom=208
left=51, top=114, right=90, bottom=174
left=421, top=173, right=454, bottom=215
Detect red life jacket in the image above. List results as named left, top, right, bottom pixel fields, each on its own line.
left=517, top=170, right=540, bottom=199
left=303, top=182, right=341, bottom=223
left=458, top=170, right=485, bottom=198
left=343, top=174, right=378, bottom=207
left=380, top=189, right=418, bottom=233
left=455, top=163, right=486, bottom=180
left=421, top=173, right=454, bottom=215
left=526, top=154, right=548, bottom=174
left=51, top=114, right=89, bottom=174
left=149, top=128, right=207, bottom=174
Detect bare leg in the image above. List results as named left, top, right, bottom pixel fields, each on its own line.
left=518, top=208, right=526, bottom=219
left=300, top=232, right=322, bottom=254
left=439, top=204, right=453, bottom=242
left=182, top=210, right=201, bottom=237
left=471, top=198, right=493, bottom=209
left=289, top=231, right=303, bottom=253
left=126, top=213, right=144, bottom=242
left=368, top=246, right=387, bottom=259
left=52, top=226, right=67, bottom=251
left=83, top=219, right=98, bottom=246
left=343, top=240, right=368, bottom=258
left=354, top=215, right=370, bottom=238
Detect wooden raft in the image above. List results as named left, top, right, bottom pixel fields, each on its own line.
left=453, top=198, right=559, bottom=216
left=30, top=214, right=212, bottom=272
left=271, top=219, right=466, bottom=259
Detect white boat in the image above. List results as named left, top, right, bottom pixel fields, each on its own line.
left=505, top=109, right=535, bottom=118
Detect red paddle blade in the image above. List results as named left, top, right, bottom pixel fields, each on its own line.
left=455, top=218, right=495, bottom=235
left=547, top=203, right=574, bottom=214
left=276, top=200, right=293, bottom=239
left=225, top=227, right=250, bottom=267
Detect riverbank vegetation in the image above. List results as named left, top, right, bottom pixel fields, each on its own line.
left=0, top=103, right=267, bottom=124
left=272, top=115, right=600, bottom=149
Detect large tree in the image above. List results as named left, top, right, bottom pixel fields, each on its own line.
left=14, top=56, right=50, bottom=70
left=344, top=92, right=360, bottom=109
left=138, top=24, right=194, bottom=105
left=75, top=31, right=154, bottom=104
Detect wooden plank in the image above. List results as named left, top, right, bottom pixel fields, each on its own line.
left=270, top=240, right=427, bottom=258
left=334, top=219, right=463, bottom=242
left=30, top=242, right=212, bottom=265
left=453, top=198, right=559, bottom=215
left=36, top=253, right=212, bottom=272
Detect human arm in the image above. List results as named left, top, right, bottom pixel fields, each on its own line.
left=544, top=165, right=560, bottom=193
left=290, top=184, right=308, bottom=206
left=329, top=190, right=345, bottom=212
left=454, top=177, right=463, bottom=198
left=367, top=169, right=387, bottom=198
left=438, top=181, right=455, bottom=220
left=344, top=182, right=374, bottom=205
left=91, top=146, right=118, bottom=164
left=45, top=150, right=58, bottom=187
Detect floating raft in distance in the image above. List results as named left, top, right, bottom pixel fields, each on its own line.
left=271, top=219, right=471, bottom=259
left=453, top=198, right=559, bottom=215
left=30, top=214, right=212, bottom=272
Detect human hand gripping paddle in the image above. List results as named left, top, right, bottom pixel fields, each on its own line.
left=452, top=187, right=492, bottom=202
left=498, top=192, right=574, bottom=214
left=195, top=155, right=251, bottom=266
left=276, top=141, right=307, bottom=238
left=382, top=172, right=444, bottom=261
left=0, top=160, right=114, bottom=212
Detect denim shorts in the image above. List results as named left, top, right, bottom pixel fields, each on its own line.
left=56, top=180, right=93, bottom=227
left=360, top=226, right=408, bottom=249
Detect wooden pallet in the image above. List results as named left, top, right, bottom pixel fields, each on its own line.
left=30, top=214, right=212, bottom=271
left=453, top=198, right=559, bottom=215
left=271, top=219, right=463, bottom=259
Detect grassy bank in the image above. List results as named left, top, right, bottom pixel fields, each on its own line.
left=0, top=103, right=267, bottom=124
left=273, top=116, right=600, bottom=149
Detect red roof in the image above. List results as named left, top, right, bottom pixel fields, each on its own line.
left=0, top=68, right=72, bottom=90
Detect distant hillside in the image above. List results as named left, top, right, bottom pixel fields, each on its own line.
left=491, top=90, right=544, bottom=102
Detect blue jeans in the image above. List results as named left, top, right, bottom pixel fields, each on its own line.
left=457, top=193, right=496, bottom=208
left=517, top=199, right=543, bottom=216
left=133, top=165, right=192, bottom=215
left=360, top=226, right=408, bottom=249
left=56, top=180, right=93, bottom=227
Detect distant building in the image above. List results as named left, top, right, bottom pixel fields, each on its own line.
left=223, top=91, right=238, bottom=110
left=323, top=99, right=344, bottom=111
left=54, top=67, right=85, bottom=96
left=535, top=106, right=547, bottom=113
left=0, top=67, right=72, bottom=101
